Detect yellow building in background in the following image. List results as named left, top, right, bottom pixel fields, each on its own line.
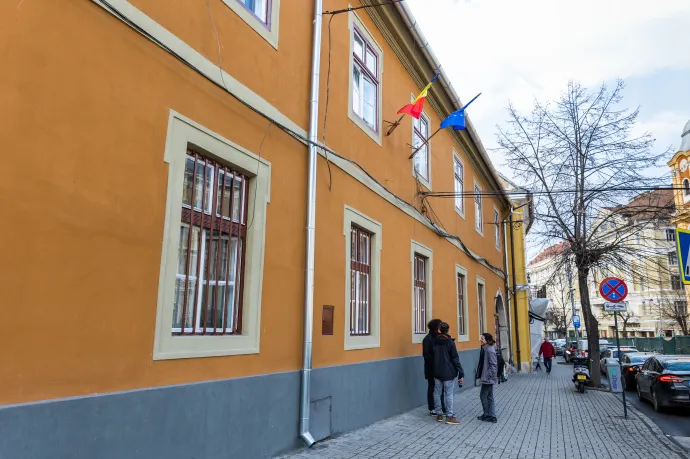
left=499, top=175, right=534, bottom=372
left=668, top=119, right=690, bottom=310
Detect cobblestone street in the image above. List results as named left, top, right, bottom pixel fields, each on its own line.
left=279, top=361, right=690, bottom=459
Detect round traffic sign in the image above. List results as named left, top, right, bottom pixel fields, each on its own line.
left=599, top=277, right=628, bottom=303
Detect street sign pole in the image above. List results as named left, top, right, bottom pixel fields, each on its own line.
left=613, top=311, right=628, bottom=418
left=601, top=277, right=629, bottom=420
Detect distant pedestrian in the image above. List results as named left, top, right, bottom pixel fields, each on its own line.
left=538, top=337, right=555, bottom=374
left=476, top=333, right=498, bottom=423
left=432, top=322, right=464, bottom=425
left=422, top=318, right=445, bottom=415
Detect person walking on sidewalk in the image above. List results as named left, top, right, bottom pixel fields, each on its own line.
left=432, top=322, right=464, bottom=425
left=538, top=337, right=555, bottom=374
left=476, top=333, right=498, bottom=423
left=422, top=318, right=445, bottom=416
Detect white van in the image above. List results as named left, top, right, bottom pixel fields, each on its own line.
left=578, top=339, right=610, bottom=356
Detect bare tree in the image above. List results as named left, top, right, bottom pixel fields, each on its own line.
left=652, top=291, right=689, bottom=336
left=601, top=310, right=637, bottom=338
left=544, top=269, right=572, bottom=338
left=497, top=80, right=669, bottom=386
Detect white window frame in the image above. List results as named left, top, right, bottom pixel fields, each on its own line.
left=453, top=151, right=465, bottom=218
left=344, top=206, right=382, bottom=350
left=474, top=180, right=484, bottom=236
left=411, top=240, right=433, bottom=344
left=477, top=276, right=487, bottom=336
left=456, top=265, right=469, bottom=342
left=347, top=10, right=383, bottom=146
left=493, top=207, right=501, bottom=250
left=222, top=0, right=281, bottom=49
left=412, top=109, right=432, bottom=190
left=153, top=111, right=271, bottom=360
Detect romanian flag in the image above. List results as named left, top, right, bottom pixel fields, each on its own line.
left=397, top=73, right=440, bottom=119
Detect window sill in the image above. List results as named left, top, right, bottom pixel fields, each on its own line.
left=455, top=207, right=466, bottom=220
left=458, top=335, right=470, bottom=343
left=345, top=336, right=381, bottom=351
left=349, top=112, right=383, bottom=146
left=413, top=170, right=432, bottom=191
left=476, top=228, right=484, bottom=237
left=221, top=0, right=280, bottom=50
left=412, top=333, right=426, bottom=345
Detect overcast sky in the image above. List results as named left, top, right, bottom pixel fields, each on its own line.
left=406, top=0, right=690, bottom=181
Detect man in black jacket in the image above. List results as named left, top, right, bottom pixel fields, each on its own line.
left=432, top=322, right=464, bottom=425
left=422, top=319, right=444, bottom=415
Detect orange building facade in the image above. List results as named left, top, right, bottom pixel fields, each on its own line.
left=0, top=1, right=512, bottom=457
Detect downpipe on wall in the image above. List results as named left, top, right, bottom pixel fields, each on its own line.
left=502, top=211, right=516, bottom=370
left=300, top=0, right=323, bottom=448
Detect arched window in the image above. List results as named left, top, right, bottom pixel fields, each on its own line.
left=683, top=178, right=690, bottom=196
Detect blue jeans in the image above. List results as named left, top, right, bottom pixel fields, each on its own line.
left=434, top=379, right=454, bottom=417
left=480, top=384, right=496, bottom=418
left=544, top=357, right=552, bottom=373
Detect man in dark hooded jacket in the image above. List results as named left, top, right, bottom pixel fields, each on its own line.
left=432, top=322, right=464, bottom=425
left=422, top=319, right=444, bottom=415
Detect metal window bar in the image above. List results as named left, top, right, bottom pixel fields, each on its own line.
left=350, top=226, right=371, bottom=336
left=413, top=254, right=427, bottom=334
left=458, top=274, right=465, bottom=336
left=174, top=151, right=248, bottom=336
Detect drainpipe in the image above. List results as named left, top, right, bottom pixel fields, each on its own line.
left=508, top=210, right=522, bottom=370
left=502, top=214, right=515, bottom=367
left=300, top=0, right=322, bottom=448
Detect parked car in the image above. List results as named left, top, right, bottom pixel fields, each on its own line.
left=635, top=355, right=690, bottom=412
left=599, top=347, right=639, bottom=374
left=621, top=353, right=653, bottom=390
left=553, top=339, right=566, bottom=356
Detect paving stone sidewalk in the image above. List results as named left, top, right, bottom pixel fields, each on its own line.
left=278, top=362, right=690, bottom=459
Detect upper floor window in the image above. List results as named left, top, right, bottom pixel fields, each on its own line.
left=348, top=14, right=383, bottom=145
left=238, top=0, right=269, bottom=23
left=669, top=251, right=679, bottom=267
left=454, top=155, right=464, bottom=215
left=671, top=274, right=682, bottom=291
left=666, top=229, right=676, bottom=242
left=683, top=178, right=690, bottom=196
left=413, top=114, right=430, bottom=183
left=223, top=0, right=280, bottom=48
left=494, top=209, right=500, bottom=249
left=474, top=182, right=483, bottom=234
left=352, top=30, right=378, bottom=131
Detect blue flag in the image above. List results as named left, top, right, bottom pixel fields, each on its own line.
left=440, top=93, right=482, bottom=131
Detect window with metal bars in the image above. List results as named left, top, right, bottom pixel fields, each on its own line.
left=478, top=282, right=485, bottom=333
left=457, top=273, right=466, bottom=336
left=350, top=226, right=372, bottom=336
left=172, top=151, right=249, bottom=335
left=413, top=254, right=428, bottom=334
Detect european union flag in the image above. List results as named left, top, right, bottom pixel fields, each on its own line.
left=440, top=93, right=481, bottom=131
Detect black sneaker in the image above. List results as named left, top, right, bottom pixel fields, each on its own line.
left=477, top=415, right=488, bottom=421
left=488, top=417, right=498, bottom=423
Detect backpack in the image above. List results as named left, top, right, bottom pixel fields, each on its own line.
left=497, top=352, right=507, bottom=384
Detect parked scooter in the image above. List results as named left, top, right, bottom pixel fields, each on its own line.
left=571, top=354, right=590, bottom=393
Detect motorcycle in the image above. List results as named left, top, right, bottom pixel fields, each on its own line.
left=571, top=355, right=590, bottom=393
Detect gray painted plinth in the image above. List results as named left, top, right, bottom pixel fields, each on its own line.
left=0, top=350, right=479, bottom=459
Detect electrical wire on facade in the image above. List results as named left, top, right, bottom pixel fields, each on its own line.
left=420, top=185, right=682, bottom=198
left=95, top=0, right=506, bottom=277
